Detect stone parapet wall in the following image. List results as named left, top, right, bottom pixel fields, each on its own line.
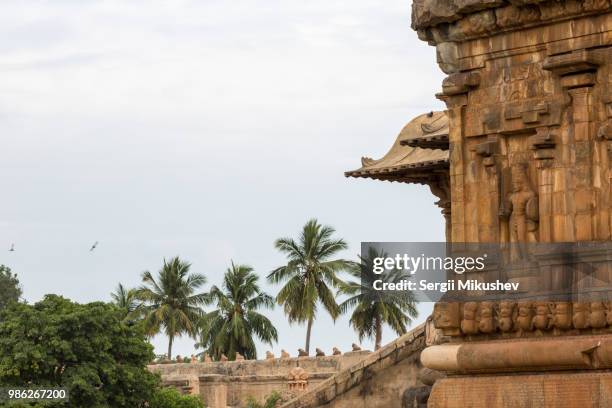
left=148, top=350, right=372, bottom=407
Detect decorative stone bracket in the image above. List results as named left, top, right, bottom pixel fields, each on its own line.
left=474, top=138, right=499, bottom=168
left=530, top=127, right=557, bottom=162
left=543, top=49, right=600, bottom=77
left=440, top=71, right=481, bottom=96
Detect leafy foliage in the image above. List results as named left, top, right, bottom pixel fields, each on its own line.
left=338, top=247, right=418, bottom=349
left=246, top=391, right=281, bottom=408
left=268, top=219, right=354, bottom=353
left=198, top=263, right=277, bottom=360
left=0, top=265, right=22, bottom=312
left=135, top=257, right=207, bottom=359
left=149, top=387, right=205, bottom=408
left=0, top=295, right=159, bottom=408
left=111, top=283, right=142, bottom=320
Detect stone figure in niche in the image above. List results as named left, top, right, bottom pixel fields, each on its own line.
left=500, top=163, right=539, bottom=260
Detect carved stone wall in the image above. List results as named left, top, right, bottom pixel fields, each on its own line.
left=414, top=1, right=612, bottom=406
left=416, top=4, right=612, bottom=245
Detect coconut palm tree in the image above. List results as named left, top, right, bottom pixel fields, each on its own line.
left=338, top=246, right=418, bottom=350
left=197, top=262, right=277, bottom=360
left=110, top=283, right=141, bottom=318
left=135, top=257, right=207, bottom=360
left=268, top=219, right=354, bottom=354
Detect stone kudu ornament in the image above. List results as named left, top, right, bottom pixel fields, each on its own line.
left=265, top=351, right=275, bottom=359
left=287, top=367, right=309, bottom=392
left=332, top=347, right=342, bottom=355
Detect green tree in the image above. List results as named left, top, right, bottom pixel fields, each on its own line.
left=268, top=219, right=354, bottom=354
left=135, top=257, right=207, bottom=360
left=0, top=295, right=159, bottom=407
left=198, top=263, right=277, bottom=360
left=0, top=265, right=22, bottom=311
left=111, top=283, right=142, bottom=319
left=149, top=387, right=205, bottom=408
left=338, top=247, right=418, bottom=350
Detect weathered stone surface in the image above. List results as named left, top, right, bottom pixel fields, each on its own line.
left=278, top=324, right=427, bottom=408
left=411, top=0, right=503, bottom=30
left=428, top=372, right=612, bottom=407
left=149, top=351, right=372, bottom=407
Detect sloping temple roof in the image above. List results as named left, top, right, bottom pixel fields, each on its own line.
left=344, top=111, right=449, bottom=184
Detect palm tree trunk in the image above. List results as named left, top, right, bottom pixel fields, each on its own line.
left=375, top=317, right=382, bottom=350
left=305, top=317, right=313, bottom=354
left=168, top=335, right=174, bottom=360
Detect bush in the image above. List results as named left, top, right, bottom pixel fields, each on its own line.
left=246, top=391, right=281, bottom=408
left=149, top=387, right=205, bottom=408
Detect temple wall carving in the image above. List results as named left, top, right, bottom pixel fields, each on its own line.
left=412, top=1, right=612, bottom=406
left=432, top=13, right=612, bottom=245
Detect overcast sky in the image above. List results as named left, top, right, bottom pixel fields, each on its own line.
left=0, top=0, right=446, bottom=358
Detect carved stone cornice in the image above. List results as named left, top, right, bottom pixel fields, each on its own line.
left=413, top=0, right=612, bottom=45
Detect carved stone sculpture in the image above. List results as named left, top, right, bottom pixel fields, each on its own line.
left=235, top=352, right=245, bottom=361
left=551, top=302, right=573, bottom=331
left=220, top=354, right=228, bottom=362
left=461, top=302, right=479, bottom=335
left=433, top=302, right=461, bottom=336
left=478, top=301, right=496, bottom=333
left=287, top=367, right=309, bottom=392
left=281, top=349, right=290, bottom=359
left=266, top=351, right=275, bottom=360
left=500, top=163, right=539, bottom=257
left=332, top=347, right=342, bottom=355
left=298, top=348, right=308, bottom=357
left=498, top=301, right=515, bottom=332
left=573, top=302, right=590, bottom=329
left=531, top=302, right=551, bottom=331
left=315, top=348, right=325, bottom=357
left=589, top=302, right=607, bottom=329
left=351, top=343, right=362, bottom=351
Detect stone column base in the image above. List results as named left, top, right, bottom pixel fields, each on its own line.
left=428, top=371, right=612, bottom=408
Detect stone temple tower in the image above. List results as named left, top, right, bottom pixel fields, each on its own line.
left=347, top=0, right=612, bottom=406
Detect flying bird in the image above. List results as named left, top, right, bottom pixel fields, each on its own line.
left=89, top=241, right=99, bottom=252
left=8, top=243, right=14, bottom=252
